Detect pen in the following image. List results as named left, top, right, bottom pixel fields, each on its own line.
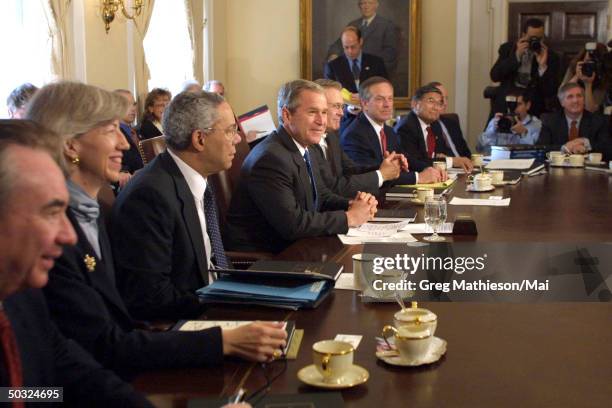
left=232, top=388, right=246, bottom=403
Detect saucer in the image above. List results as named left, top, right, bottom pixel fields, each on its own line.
left=491, top=182, right=507, bottom=187
left=466, top=185, right=495, bottom=192
left=376, top=336, right=447, bottom=367
left=585, top=160, right=605, bottom=166
left=297, top=364, right=369, bottom=389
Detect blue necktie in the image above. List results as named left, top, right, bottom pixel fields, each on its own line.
left=352, top=59, right=360, bottom=80
left=203, top=185, right=230, bottom=269
left=303, top=150, right=318, bottom=209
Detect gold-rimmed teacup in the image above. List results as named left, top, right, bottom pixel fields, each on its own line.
left=382, top=325, right=432, bottom=362
left=394, top=301, right=437, bottom=335
left=312, top=340, right=354, bottom=383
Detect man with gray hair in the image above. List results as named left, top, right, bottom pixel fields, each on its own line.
left=6, top=83, right=38, bottom=119
left=204, top=80, right=225, bottom=96
left=111, top=91, right=245, bottom=320
left=537, top=82, right=611, bottom=159
left=225, top=79, right=376, bottom=254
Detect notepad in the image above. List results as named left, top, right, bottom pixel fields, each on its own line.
left=449, top=197, right=511, bottom=206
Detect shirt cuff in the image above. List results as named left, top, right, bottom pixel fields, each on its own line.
left=446, top=157, right=453, bottom=168
left=414, top=171, right=419, bottom=184
left=376, top=170, right=384, bottom=187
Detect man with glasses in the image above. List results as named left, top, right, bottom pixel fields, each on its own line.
left=112, top=91, right=243, bottom=320
left=312, top=79, right=402, bottom=197
left=395, top=85, right=473, bottom=172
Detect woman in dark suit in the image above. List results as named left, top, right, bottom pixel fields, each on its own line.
left=139, top=88, right=171, bottom=139
left=26, top=81, right=287, bottom=379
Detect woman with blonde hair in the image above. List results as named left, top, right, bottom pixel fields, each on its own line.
left=26, top=81, right=286, bottom=379
left=139, top=87, right=171, bottom=139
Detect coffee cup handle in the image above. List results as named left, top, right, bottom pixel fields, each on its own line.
left=382, top=325, right=398, bottom=349
left=321, top=354, right=331, bottom=374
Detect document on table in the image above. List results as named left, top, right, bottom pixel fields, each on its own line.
left=237, top=105, right=276, bottom=139
left=338, top=231, right=418, bottom=245
left=400, top=223, right=454, bottom=234
left=449, top=197, right=511, bottom=206
left=485, top=158, right=535, bottom=170
left=335, top=273, right=359, bottom=291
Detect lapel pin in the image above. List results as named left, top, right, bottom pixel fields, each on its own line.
left=84, top=254, right=96, bottom=273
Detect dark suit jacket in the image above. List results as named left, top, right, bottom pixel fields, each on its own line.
left=324, top=53, right=388, bottom=93
left=225, top=127, right=349, bottom=253
left=327, top=15, right=399, bottom=73
left=112, top=151, right=210, bottom=320
left=139, top=118, right=162, bottom=140
left=340, top=113, right=425, bottom=185
left=4, top=289, right=152, bottom=407
left=394, top=111, right=454, bottom=166
left=440, top=115, right=472, bottom=157
left=119, top=123, right=144, bottom=174
left=490, top=41, right=560, bottom=117
left=311, top=131, right=379, bottom=197
left=537, top=110, right=612, bottom=159
left=43, top=211, right=223, bottom=378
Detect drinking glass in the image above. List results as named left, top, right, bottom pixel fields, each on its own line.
left=424, top=197, right=447, bottom=242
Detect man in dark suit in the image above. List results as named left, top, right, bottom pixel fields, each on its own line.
left=341, top=77, right=444, bottom=185
left=225, top=80, right=376, bottom=254
left=395, top=84, right=473, bottom=172
left=427, top=81, right=472, bottom=158
left=115, top=90, right=144, bottom=176
left=0, top=120, right=152, bottom=406
left=112, top=92, right=242, bottom=320
left=313, top=79, right=402, bottom=197
left=490, top=18, right=560, bottom=118
left=327, top=0, right=399, bottom=75
left=537, top=82, right=612, bottom=159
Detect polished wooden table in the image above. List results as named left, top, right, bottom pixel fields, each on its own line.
left=134, top=168, right=612, bottom=407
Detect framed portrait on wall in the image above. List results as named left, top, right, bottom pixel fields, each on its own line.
left=300, top=0, right=420, bottom=109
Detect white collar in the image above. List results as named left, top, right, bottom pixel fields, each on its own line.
left=167, top=148, right=207, bottom=200
left=363, top=112, right=384, bottom=135
left=417, top=115, right=433, bottom=135
left=363, top=14, right=376, bottom=26
left=565, top=113, right=583, bottom=127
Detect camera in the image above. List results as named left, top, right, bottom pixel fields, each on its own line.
left=582, top=61, right=596, bottom=77
left=497, top=96, right=518, bottom=134
left=582, top=42, right=602, bottom=78
left=529, top=37, right=542, bottom=53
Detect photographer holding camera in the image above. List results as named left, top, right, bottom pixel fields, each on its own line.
left=490, top=18, right=560, bottom=119
left=477, top=90, right=541, bottom=155
left=560, top=42, right=609, bottom=113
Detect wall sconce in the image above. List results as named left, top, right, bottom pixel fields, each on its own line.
left=101, top=0, right=144, bottom=34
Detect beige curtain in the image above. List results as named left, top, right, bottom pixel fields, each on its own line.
left=184, top=0, right=204, bottom=86
left=44, top=0, right=73, bottom=79
left=132, top=0, right=156, bottom=117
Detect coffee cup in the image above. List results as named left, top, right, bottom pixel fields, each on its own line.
left=472, top=173, right=492, bottom=190
left=382, top=325, right=432, bottom=362
left=588, top=152, right=602, bottom=163
left=548, top=151, right=565, bottom=166
left=416, top=187, right=434, bottom=202
left=352, top=253, right=380, bottom=290
left=394, top=301, right=437, bottom=335
left=569, top=154, right=584, bottom=167
left=489, top=170, right=504, bottom=185
left=312, top=340, right=354, bottom=383
left=609, top=161, right=612, bottom=170
left=433, top=161, right=447, bottom=172
left=471, top=154, right=484, bottom=166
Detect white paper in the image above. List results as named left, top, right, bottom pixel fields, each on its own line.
left=238, top=106, right=276, bottom=138
left=337, top=231, right=418, bottom=244
left=373, top=214, right=417, bottom=222
left=449, top=197, right=511, bottom=207
left=400, top=223, right=454, bottom=234
left=335, top=334, right=363, bottom=349
left=334, top=273, right=359, bottom=291
left=347, top=220, right=411, bottom=238
left=485, top=159, right=535, bottom=170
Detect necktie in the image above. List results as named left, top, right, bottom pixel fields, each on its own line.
left=129, top=127, right=140, bottom=146
left=352, top=59, right=360, bottom=80
left=569, top=120, right=578, bottom=141
left=203, top=186, right=230, bottom=269
left=0, top=310, right=24, bottom=407
left=426, top=126, right=436, bottom=159
left=303, top=150, right=318, bottom=209
left=379, top=128, right=388, bottom=155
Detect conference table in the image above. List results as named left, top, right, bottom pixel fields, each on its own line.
left=133, top=167, right=612, bottom=407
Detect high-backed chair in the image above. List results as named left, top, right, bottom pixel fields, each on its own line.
left=138, top=135, right=166, bottom=164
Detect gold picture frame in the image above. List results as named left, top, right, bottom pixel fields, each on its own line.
left=300, top=0, right=421, bottom=109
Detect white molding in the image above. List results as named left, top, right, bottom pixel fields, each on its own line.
left=455, top=0, right=470, bottom=132
left=71, top=0, right=87, bottom=82
left=127, top=18, right=135, bottom=92
left=203, top=0, right=214, bottom=81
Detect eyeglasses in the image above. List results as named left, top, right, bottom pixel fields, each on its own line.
left=423, top=98, right=444, bottom=107
left=201, top=124, right=240, bottom=139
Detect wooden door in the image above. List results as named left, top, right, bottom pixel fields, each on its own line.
left=508, top=1, right=608, bottom=74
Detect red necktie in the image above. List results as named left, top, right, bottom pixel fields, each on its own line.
left=426, top=126, right=436, bottom=159
left=130, top=127, right=140, bottom=145
left=569, top=120, right=578, bottom=141
left=379, top=128, right=388, bottom=155
left=0, top=310, right=24, bottom=408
